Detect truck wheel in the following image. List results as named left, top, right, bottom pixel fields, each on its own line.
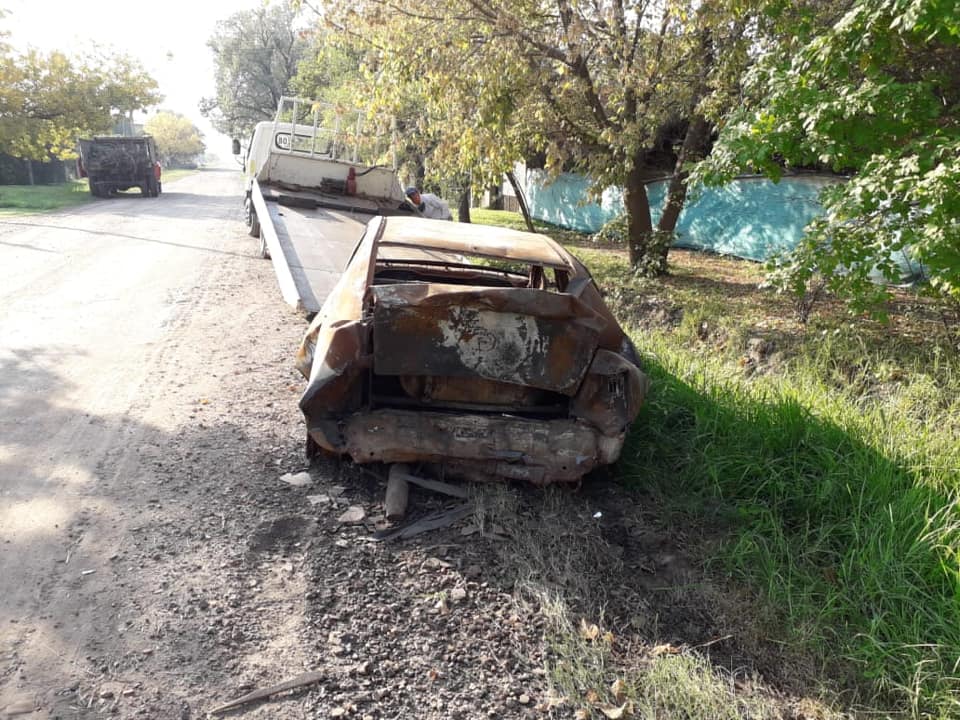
left=245, top=198, right=260, bottom=238
left=258, top=228, right=271, bottom=259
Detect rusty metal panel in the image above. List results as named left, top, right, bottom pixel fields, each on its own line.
left=370, top=283, right=603, bottom=394
left=570, top=350, right=649, bottom=435
left=398, top=375, right=558, bottom=408
left=342, top=409, right=605, bottom=483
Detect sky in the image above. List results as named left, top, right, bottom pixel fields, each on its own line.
left=2, top=0, right=269, bottom=162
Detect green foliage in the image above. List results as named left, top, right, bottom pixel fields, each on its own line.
left=591, top=214, right=629, bottom=246
left=144, top=111, right=205, bottom=168
left=0, top=46, right=161, bottom=162
left=201, top=4, right=307, bottom=139
left=312, top=0, right=753, bottom=269
left=699, top=0, right=960, bottom=313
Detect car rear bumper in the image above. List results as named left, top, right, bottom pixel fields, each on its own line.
left=308, top=408, right=627, bottom=484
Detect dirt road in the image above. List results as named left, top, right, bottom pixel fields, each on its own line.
left=0, top=171, right=802, bottom=720
left=0, top=171, right=323, bottom=717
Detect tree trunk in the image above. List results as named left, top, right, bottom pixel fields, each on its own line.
left=25, top=159, right=35, bottom=186
left=506, top=170, right=535, bottom=232
left=623, top=157, right=654, bottom=267
left=654, top=114, right=711, bottom=273
left=457, top=183, right=471, bottom=223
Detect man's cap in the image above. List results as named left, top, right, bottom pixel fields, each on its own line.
left=405, top=186, right=419, bottom=197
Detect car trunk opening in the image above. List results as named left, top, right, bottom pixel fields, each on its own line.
left=366, top=281, right=605, bottom=416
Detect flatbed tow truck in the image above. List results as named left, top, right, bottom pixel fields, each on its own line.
left=235, top=97, right=415, bottom=313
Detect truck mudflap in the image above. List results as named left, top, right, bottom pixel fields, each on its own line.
left=318, top=408, right=626, bottom=484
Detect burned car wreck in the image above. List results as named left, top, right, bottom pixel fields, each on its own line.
left=296, top=216, right=649, bottom=484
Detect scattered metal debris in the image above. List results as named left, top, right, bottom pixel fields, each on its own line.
left=372, top=504, right=474, bottom=542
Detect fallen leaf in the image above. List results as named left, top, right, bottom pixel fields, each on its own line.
left=610, top=678, right=626, bottom=702
left=585, top=689, right=601, bottom=705
left=574, top=710, right=590, bottom=720
left=602, top=631, right=615, bottom=646
left=601, top=702, right=630, bottom=719
left=651, top=643, right=680, bottom=656
left=579, top=618, right=600, bottom=641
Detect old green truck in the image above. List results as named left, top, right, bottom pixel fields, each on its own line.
left=77, top=136, right=162, bottom=198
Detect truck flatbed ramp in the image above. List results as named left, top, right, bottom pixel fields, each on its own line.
left=253, top=179, right=384, bottom=314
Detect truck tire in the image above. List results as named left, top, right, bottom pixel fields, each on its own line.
left=243, top=195, right=260, bottom=238
left=245, top=197, right=260, bottom=237
left=258, top=228, right=271, bottom=259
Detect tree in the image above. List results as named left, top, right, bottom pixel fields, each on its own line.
left=0, top=45, right=161, bottom=174
left=699, top=0, right=960, bottom=313
left=201, top=3, right=307, bottom=139
left=145, top=111, right=205, bottom=167
left=316, top=0, right=752, bottom=272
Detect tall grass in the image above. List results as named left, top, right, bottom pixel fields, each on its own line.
left=623, top=328, right=960, bottom=717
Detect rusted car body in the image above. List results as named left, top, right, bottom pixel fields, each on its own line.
left=296, top=216, right=649, bottom=484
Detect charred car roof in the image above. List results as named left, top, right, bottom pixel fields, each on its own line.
left=374, top=216, right=578, bottom=272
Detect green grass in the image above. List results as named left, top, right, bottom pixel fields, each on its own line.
left=0, top=169, right=200, bottom=213
left=477, top=208, right=960, bottom=718
left=0, top=180, right=93, bottom=214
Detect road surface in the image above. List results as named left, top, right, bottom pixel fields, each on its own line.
left=0, top=171, right=318, bottom=717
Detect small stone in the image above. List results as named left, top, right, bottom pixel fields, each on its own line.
left=422, top=557, right=452, bottom=570
left=449, top=587, right=467, bottom=603
left=330, top=708, right=346, bottom=718
left=279, top=472, right=313, bottom=487
left=2, top=699, right=35, bottom=716
left=355, top=661, right=372, bottom=675
left=519, top=694, right=530, bottom=705
left=338, top=506, right=366, bottom=524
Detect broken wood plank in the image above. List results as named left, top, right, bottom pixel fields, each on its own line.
left=391, top=471, right=469, bottom=499
left=385, top=465, right=410, bottom=521
left=372, top=503, right=474, bottom=542
left=209, top=670, right=325, bottom=715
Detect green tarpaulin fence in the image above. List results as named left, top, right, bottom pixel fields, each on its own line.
left=523, top=170, right=925, bottom=280
left=524, top=170, right=833, bottom=262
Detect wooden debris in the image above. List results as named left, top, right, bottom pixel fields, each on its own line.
left=372, top=503, right=474, bottom=542
left=209, top=670, right=326, bottom=715
left=391, top=470, right=468, bottom=499
left=385, top=465, right=411, bottom=521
